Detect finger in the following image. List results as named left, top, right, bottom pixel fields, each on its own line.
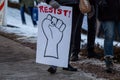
left=46, top=14, right=52, bottom=20
left=60, top=23, right=66, bottom=32
left=52, top=17, right=57, bottom=25
left=56, top=19, right=62, bottom=29
left=49, top=0, right=60, bottom=9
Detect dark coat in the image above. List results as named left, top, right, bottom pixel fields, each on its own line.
left=46, top=0, right=79, bottom=4
left=57, top=0, right=79, bottom=4
left=98, top=0, right=120, bottom=21
left=46, top=0, right=96, bottom=5
left=19, top=0, right=37, bottom=8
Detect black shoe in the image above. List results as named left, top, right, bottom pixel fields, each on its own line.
left=105, top=56, right=113, bottom=73
left=87, top=51, right=102, bottom=59
left=47, top=66, right=57, bottom=74
left=63, top=64, right=77, bottom=71
left=70, top=52, right=79, bottom=61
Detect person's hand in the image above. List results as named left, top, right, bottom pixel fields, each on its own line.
left=88, top=5, right=95, bottom=18
left=35, top=0, right=45, bottom=6
left=49, top=0, right=60, bottom=9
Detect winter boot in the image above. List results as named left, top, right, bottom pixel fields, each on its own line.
left=105, top=56, right=113, bottom=73
left=47, top=66, right=57, bottom=74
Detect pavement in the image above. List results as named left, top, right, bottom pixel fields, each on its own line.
left=0, top=35, right=104, bottom=80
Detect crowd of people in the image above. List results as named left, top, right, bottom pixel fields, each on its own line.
left=19, top=0, right=120, bottom=74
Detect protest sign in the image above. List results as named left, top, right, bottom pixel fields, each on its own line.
left=0, top=0, right=7, bottom=25
left=36, top=3, right=72, bottom=67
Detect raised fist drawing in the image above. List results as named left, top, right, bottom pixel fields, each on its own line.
left=41, top=14, right=66, bottom=59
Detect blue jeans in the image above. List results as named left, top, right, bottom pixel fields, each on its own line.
left=28, top=7, right=37, bottom=26
left=102, top=21, right=120, bottom=57
left=20, top=6, right=26, bottom=24
left=20, top=6, right=37, bottom=26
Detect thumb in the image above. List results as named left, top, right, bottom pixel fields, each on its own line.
left=49, top=0, right=60, bottom=9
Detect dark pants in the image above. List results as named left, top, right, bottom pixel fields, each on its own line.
left=66, top=4, right=84, bottom=62
left=70, top=4, right=96, bottom=58
left=87, top=3, right=97, bottom=53
left=20, top=6, right=26, bottom=24
left=87, top=13, right=96, bottom=53
left=20, top=5, right=37, bottom=26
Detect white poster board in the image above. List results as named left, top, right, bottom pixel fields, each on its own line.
left=0, top=0, right=7, bottom=25
left=36, top=3, right=72, bottom=67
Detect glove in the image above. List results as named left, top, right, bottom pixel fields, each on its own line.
left=49, top=0, right=60, bottom=9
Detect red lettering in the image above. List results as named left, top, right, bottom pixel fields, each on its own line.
left=68, top=11, right=71, bottom=18
left=57, top=9, right=62, bottom=15
left=39, top=6, right=44, bottom=12
left=44, top=6, right=48, bottom=13
left=63, top=10, right=68, bottom=16
left=38, top=6, right=71, bottom=18
left=49, top=7, right=53, bottom=13
left=53, top=9, right=57, bottom=14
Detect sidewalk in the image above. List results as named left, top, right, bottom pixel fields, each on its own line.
left=0, top=35, right=102, bottom=80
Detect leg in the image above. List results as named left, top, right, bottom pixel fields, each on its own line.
left=28, top=7, right=37, bottom=26
left=20, top=5, right=26, bottom=24
left=102, top=21, right=114, bottom=57
left=70, top=5, right=84, bottom=61
left=102, top=21, right=115, bottom=73
left=87, top=6, right=102, bottom=59
left=87, top=15, right=96, bottom=55
left=62, top=5, right=83, bottom=71
left=87, top=10, right=97, bottom=58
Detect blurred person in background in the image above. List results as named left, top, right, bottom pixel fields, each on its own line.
left=19, top=0, right=38, bottom=26
left=97, top=0, right=120, bottom=73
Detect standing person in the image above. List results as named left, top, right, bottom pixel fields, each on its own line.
left=71, top=0, right=101, bottom=61
left=19, top=0, right=37, bottom=26
left=98, top=0, right=120, bottom=73
left=19, top=0, right=26, bottom=24
left=45, top=0, right=84, bottom=74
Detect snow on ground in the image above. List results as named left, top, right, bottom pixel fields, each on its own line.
left=0, top=7, right=38, bottom=43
